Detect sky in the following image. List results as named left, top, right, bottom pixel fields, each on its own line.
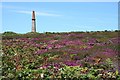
left=2, top=2, right=118, bottom=33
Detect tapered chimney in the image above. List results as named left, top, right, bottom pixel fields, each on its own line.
left=32, top=11, right=36, bottom=32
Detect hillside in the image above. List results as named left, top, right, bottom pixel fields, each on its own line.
left=1, top=31, right=120, bottom=79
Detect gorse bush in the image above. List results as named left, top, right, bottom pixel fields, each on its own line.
left=3, top=31, right=17, bottom=35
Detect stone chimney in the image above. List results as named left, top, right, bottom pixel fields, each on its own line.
left=32, top=11, right=36, bottom=32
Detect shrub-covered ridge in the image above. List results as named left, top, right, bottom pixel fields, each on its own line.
left=1, top=31, right=120, bottom=79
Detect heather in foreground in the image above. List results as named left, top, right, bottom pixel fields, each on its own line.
left=1, top=31, right=120, bottom=79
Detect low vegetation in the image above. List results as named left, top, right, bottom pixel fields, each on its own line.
left=1, top=30, right=120, bottom=79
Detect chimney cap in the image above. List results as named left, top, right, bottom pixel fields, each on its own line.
left=32, top=11, right=35, bottom=19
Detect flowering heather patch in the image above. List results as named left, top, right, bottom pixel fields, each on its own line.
left=1, top=31, right=120, bottom=79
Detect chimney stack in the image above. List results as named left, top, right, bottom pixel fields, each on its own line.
left=32, top=11, right=36, bottom=32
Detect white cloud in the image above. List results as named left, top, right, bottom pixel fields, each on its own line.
left=2, top=5, right=62, bottom=17
left=15, top=10, right=62, bottom=17
left=36, top=11, right=62, bottom=17
left=16, top=11, right=31, bottom=14
left=2, top=5, right=25, bottom=10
